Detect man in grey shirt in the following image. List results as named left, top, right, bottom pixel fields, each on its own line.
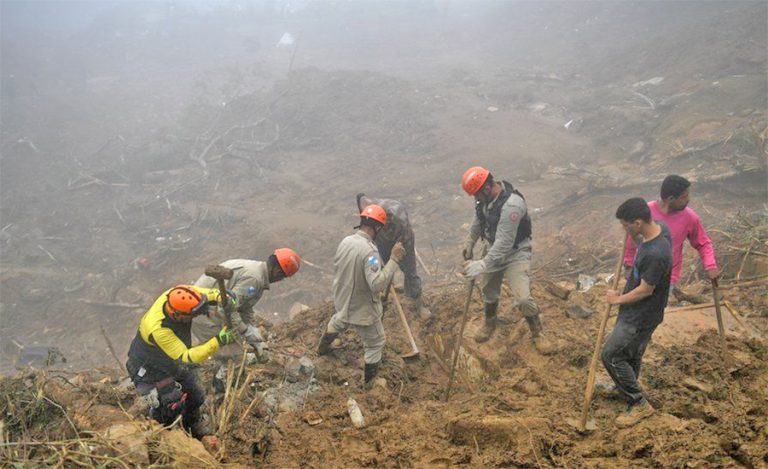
left=317, top=204, right=406, bottom=385
left=460, top=166, right=554, bottom=354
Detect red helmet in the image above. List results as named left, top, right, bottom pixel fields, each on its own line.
left=166, top=286, right=207, bottom=320
left=360, top=204, right=387, bottom=225
left=275, top=248, right=301, bottom=277
left=461, top=166, right=490, bottom=195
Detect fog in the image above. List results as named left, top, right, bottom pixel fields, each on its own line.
left=1, top=1, right=766, bottom=371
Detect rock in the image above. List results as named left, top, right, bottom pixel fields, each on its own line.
left=303, top=411, right=323, bottom=426
left=683, top=377, right=714, bottom=394
left=298, top=356, right=315, bottom=376
left=156, top=429, right=218, bottom=466
left=103, top=422, right=150, bottom=466
left=288, top=302, right=310, bottom=321
left=545, top=282, right=571, bottom=300
left=262, top=390, right=279, bottom=414
left=567, top=305, right=594, bottom=319
left=278, top=398, right=298, bottom=413
left=487, top=106, right=499, bottom=112
left=117, top=377, right=134, bottom=391
left=372, top=377, right=387, bottom=390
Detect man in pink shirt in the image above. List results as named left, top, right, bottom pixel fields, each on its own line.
left=623, top=175, right=719, bottom=299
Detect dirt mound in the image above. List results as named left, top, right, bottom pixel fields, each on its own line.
left=4, top=274, right=766, bottom=467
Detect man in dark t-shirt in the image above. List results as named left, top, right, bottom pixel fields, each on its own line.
left=601, top=197, right=672, bottom=428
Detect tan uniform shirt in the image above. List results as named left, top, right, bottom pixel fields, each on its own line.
left=332, top=230, right=399, bottom=326
left=193, top=259, right=269, bottom=333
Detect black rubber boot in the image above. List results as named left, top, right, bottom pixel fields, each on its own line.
left=474, top=302, right=498, bottom=343
left=317, top=332, right=339, bottom=356
left=364, top=361, right=381, bottom=384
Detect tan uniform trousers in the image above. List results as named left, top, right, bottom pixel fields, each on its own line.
left=479, top=248, right=540, bottom=318
left=325, top=312, right=386, bottom=364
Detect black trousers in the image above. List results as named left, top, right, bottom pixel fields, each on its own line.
left=126, top=358, right=206, bottom=430
left=600, top=320, right=657, bottom=404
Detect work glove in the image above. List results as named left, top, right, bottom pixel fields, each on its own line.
left=154, top=381, right=187, bottom=423
left=463, top=259, right=486, bottom=278
left=462, top=240, right=475, bottom=261
left=142, top=388, right=160, bottom=409
left=214, top=289, right=237, bottom=316
left=216, top=327, right=236, bottom=346
left=391, top=242, right=406, bottom=264
left=242, top=324, right=264, bottom=346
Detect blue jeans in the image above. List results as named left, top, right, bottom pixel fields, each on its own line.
left=601, top=320, right=657, bottom=404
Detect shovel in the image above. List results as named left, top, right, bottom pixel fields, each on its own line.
left=572, top=236, right=627, bottom=432
left=711, top=278, right=728, bottom=361
left=391, top=290, right=420, bottom=360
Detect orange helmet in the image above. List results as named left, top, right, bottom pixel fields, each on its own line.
left=166, top=286, right=208, bottom=320
left=461, top=166, right=490, bottom=195
left=275, top=248, right=301, bottom=277
left=360, top=204, right=387, bottom=225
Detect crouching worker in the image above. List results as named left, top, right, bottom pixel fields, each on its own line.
left=193, top=249, right=301, bottom=390
left=317, top=204, right=406, bottom=385
left=126, top=285, right=236, bottom=448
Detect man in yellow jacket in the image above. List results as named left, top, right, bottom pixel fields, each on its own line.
left=126, top=285, right=235, bottom=445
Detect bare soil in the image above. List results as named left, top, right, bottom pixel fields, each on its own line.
left=1, top=1, right=766, bottom=466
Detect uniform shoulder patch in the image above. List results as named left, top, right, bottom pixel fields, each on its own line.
left=366, top=255, right=380, bottom=272
left=509, top=211, right=520, bottom=222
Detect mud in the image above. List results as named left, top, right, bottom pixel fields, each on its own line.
left=1, top=1, right=767, bottom=467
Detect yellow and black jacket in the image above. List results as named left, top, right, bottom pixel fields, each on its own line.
left=127, top=286, right=223, bottom=378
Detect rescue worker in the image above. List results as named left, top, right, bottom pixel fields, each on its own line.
left=356, top=193, right=431, bottom=319
left=192, top=248, right=301, bottom=388
left=460, top=166, right=555, bottom=354
left=126, top=285, right=236, bottom=448
left=317, top=204, right=406, bottom=384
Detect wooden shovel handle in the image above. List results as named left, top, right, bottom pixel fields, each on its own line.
left=391, top=290, right=419, bottom=356
left=578, top=236, right=627, bottom=431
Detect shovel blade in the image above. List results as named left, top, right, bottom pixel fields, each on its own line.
left=565, top=417, right=597, bottom=432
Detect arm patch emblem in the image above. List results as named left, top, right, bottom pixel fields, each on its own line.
left=367, top=255, right=380, bottom=272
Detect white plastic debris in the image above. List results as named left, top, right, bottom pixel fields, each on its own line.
left=347, top=398, right=365, bottom=428
left=577, top=274, right=596, bottom=292
left=487, top=106, right=499, bottom=112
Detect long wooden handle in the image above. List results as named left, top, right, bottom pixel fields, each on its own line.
left=445, top=278, right=475, bottom=401
left=216, top=278, right=233, bottom=329
left=711, top=279, right=727, bottom=359
left=391, top=290, right=419, bottom=355
left=578, top=236, right=627, bottom=431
